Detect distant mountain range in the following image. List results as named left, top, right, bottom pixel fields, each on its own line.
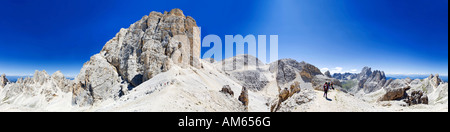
left=5, top=76, right=74, bottom=82
left=386, top=74, right=448, bottom=82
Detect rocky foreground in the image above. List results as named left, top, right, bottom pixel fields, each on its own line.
left=0, top=9, right=447, bottom=112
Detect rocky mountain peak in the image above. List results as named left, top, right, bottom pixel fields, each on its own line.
left=73, top=8, right=201, bottom=106
left=167, top=8, right=185, bottom=17
left=99, top=8, right=200, bottom=87
left=324, top=70, right=332, bottom=78
left=0, top=74, right=8, bottom=88
left=33, top=70, right=50, bottom=85
left=358, top=66, right=372, bottom=80
left=430, top=74, right=442, bottom=88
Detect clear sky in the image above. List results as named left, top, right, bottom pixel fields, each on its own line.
left=0, top=0, right=448, bottom=77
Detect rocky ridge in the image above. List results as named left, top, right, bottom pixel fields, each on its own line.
left=0, top=70, right=72, bottom=108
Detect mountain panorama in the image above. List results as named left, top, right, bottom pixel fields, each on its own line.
left=0, top=9, right=447, bottom=112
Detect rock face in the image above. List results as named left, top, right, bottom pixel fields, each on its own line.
left=362, top=70, right=386, bottom=93
left=358, top=67, right=372, bottom=81
left=379, top=86, right=410, bottom=101
left=0, top=74, right=9, bottom=88
left=269, top=59, right=322, bottom=85
left=270, top=81, right=303, bottom=112
left=72, top=54, right=125, bottom=105
left=271, top=88, right=314, bottom=112
left=405, top=90, right=428, bottom=106
left=429, top=74, right=442, bottom=88
left=101, top=8, right=200, bottom=87
left=51, top=71, right=72, bottom=93
left=230, top=70, right=268, bottom=91
left=270, top=59, right=301, bottom=85
left=289, top=81, right=301, bottom=97
left=72, top=8, right=201, bottom=106
left=220, top=85, right=234, bottom=96
left=217, top=55, right=268, bottom=91
left=353, top=67, right=387, bottom=93
left=299, top=64, right=323, bottom=83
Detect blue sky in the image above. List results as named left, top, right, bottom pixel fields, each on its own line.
left=0, top=0, right=448, bottom=76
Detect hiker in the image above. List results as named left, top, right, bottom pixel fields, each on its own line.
left=330, top=82, right=335, bottom=90
left=323, top=82, right=329, bottom=98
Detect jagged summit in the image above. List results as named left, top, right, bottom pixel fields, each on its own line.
left=73, top=8, right=201, bottom=106
left=0, top=74, right=8, bottom=88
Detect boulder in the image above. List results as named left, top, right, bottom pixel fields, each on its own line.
left=289, top=81, right=301, bottom=97
left=219, top=85, right=234, bottom=96
left=238, top=86, right=249, bottom=111
left=406, top=90, right=428, bottom=106
left=379, top=86, right=410, bottom=101
left=300, top=64, right=323, bottom=83
left=279, top=87, right=290, bottom=102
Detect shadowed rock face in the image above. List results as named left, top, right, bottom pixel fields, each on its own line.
left=72, top=8, right=201, bottom=106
